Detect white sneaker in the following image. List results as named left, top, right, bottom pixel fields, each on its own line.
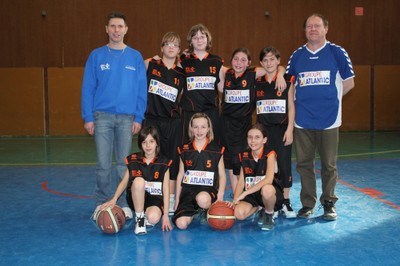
left=122, top=207, right=133, bottom=220
left=134, top=217, right=147, bottom=235
left=91, top=205, right=101, bottom=220
left=281, top=201, right=297, bottom=219
left=169, top=195, right=175, bottom=215
left=273, top=211, right=279, bottom=219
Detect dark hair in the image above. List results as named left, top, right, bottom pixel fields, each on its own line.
left=303, top=13, right=328, bottom=29
left=248, top=123, right=268, bottom=139
left=231, top=47, right=251, bottom=62
left=106, top=12, right=127, bottom=25
left=259, top=46, right=281, bottom=61
left=138, top=126, right=160, bottom=156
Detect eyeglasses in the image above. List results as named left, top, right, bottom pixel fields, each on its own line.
left=192, top=35, right=207, bottom=41
left=163, top=42, right=180, bottom=48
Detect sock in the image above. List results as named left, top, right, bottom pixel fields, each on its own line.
left=265, top=210, right=274, bottom=215
left=135, top=211, right=144, bottom=218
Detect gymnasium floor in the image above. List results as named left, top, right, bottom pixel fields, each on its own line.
left=0, top=132, right=399, bottom=265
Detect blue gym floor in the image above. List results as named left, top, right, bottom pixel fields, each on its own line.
left=0, top=132, right=399, bottom=265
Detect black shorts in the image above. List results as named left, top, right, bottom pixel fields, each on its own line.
left=241, top=182, right=284, bottom=212
left=220, top=114, right=252, bottom=174
left=266, top=124, right=293, bottom=188
left=172, top=186, right=218, bottom=224
left=144, top=116, right=182, bottom=180
left=126, top=190, right=164, bottom=214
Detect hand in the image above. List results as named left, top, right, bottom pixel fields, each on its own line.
left=100, top=200, right=115, bottom=211
left=84, top=122, right=94, bottom=135
left=161, top=215, right=173, bottom=231
left=153, top=55, right=161, bottom=60
left=275, top=74, right=287, bottom=92
left=283, top=130, right=293, bottom=146
left=132, top=122, right=142, bottom=135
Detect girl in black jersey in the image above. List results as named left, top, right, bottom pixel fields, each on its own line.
left=100, top=127, right=173, bottom=235
left=231, top=123, right=284, bottom=230
left=255, top=46, right=296, bottom=218
left=221, top=48, right=288, bottom=194
left=173, top=113, right=226, bottom=230
left=144, top=32, right=186, bottom=215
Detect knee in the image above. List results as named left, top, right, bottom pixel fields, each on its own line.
left=131, top=178, right=145, bottom=191
left=234, top=207, right=247, bottom=220
left=146, top=210, right=161, bottom=225
left=175, top=218, right=189, bottom=230
left=261, top=185, right=275, bottom=200
left=196, top=192, right=211, bottom=209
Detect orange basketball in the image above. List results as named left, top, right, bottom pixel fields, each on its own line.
left=95, top=205, right=126, bottom=234
left=207, top=201, right=236, bottom=231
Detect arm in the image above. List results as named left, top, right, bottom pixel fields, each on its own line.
left=255, top=66, right=287, bottom=91
left=100, top=169, right=130, bottom=210
left=232, top=167, right=245, bottom=205
left=132, top=56, right=148, bottom=134
left=283, top=84, right=295, bottom=146
left=217, top=156, right=226, bottom=201
left=343, top=77, right=355, bottom=96
left=217, top=66, right=228, bottom=93
left=174, top=158, right=185, bottom=210
left=161, top=169, right=173, bottom=231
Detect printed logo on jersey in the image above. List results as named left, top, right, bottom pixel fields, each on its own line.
left=224, top=89, right=250, bottom=103
left=298, top=71, right=330, bottom=87
left=131, top=170, right=142, bottom=177
left=148, top=79, right=179, bottom=102
left=185, top=160, right=193, bottom=167
left=125, top=65, right=136, bottom=71
left=244, top=167, right=254, bottom=175
left=100, top=63, right=110, bottom=71
left=145, top=181, right=162, bottom=195
left=187, top=76, right=216, bottom=91
left=183, top=170, right=214, bottom=186
left=245, top=175, right=265, bottom=190
left=256, top=99, right=286, bottom=114
left=152, top=69, right=161, bottom=77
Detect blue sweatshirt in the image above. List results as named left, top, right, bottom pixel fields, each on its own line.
left=81, top=45, right=147, bottom=123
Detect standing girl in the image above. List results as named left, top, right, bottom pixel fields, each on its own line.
left=144, top=32, right=186, bottom=214
left=172, top=113, right=226, bottom=230
left=220, top=48, right=287, bottom=193
left=255, top=46, right=296, bottom=218
left=100, top=126, right=173, bottom=235
left=232, top=123, right=284, bottom=231
left=180, top=24, right=225, bottom=144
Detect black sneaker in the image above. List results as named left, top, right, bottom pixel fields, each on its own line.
left=197, top=208, right=208, bottom=224
left=281, top=199, right=296, bottom=219
left=257, top=209, right=266, bottom=225
left=297, top=206, right=314, bottom=218
left=323, top=200, right=337, bottom=221
left=261, top=213, right=275, bottom=231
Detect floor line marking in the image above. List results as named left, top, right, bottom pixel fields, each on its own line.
left=337, top=179, right=400, bottom=210
left=42, top=181, right=94, bottom=199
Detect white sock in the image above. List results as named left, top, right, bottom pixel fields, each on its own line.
left=135, top=211, right=144, bottom=218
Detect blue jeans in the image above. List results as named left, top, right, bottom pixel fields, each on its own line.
left=94, top=112, right=133, bottom=207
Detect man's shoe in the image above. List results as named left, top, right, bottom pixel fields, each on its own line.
left=122, top=207, right=133, bottom=220
left=323, top=200, right=337, bottom=221
left=281, top=199, right=296, bottom=219
left=261, top=213, right=275, bottom=231
left=297, top=206, right=314, bottom=218
left=134, top=216, right=147, bottom=235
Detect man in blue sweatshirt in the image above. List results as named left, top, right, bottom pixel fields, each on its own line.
left=81, top=12, right=147, bottom=220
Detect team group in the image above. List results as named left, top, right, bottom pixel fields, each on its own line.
left=81, top=11, right=355, bottom=235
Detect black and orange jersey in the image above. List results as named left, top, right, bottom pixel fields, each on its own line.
left=125, top=153, right=172, bottom=197
left=221, top=67, right=256, bottom=118
left=145, top=59, right=186, bottom=118
left=180, top=53, right=224, bottom=112
left=238, top=145, right=276, bottom=192
left=255, top=73, right=294, bottom=126
left=178, top=139, right=224, bottom=190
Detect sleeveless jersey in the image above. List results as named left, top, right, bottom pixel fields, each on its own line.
left=178, top=139, right=224, bottom=190
left=221, top=67, right=256, bottom=118
left=180, top=53, right=224, bottom=112
left=238, top=146, right=276, bottom=192
left=145, top=59, right=186, bottom=118
left=255, top=73, right=294, bottom=126
left=286, top=41, right=354, bottom=129
left=125, top=153, right=172, bottom=197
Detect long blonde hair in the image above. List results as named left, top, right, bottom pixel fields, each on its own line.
left=188, top=113, right=214, bottom=142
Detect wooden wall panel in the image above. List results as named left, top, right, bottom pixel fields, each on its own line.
left=374, top=66, right=400, bottom=130
left=47, top=67, right=85, bottom=135
left=1, top=0, right=399, bottom=67
left=0, top=68, right=44, bottom=136
left=341, top=65, right=371, bottom=131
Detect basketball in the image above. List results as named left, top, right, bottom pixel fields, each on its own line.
left=95, top=205, right=126, bottom=234
left=207, top=201, right=236, bottom=231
